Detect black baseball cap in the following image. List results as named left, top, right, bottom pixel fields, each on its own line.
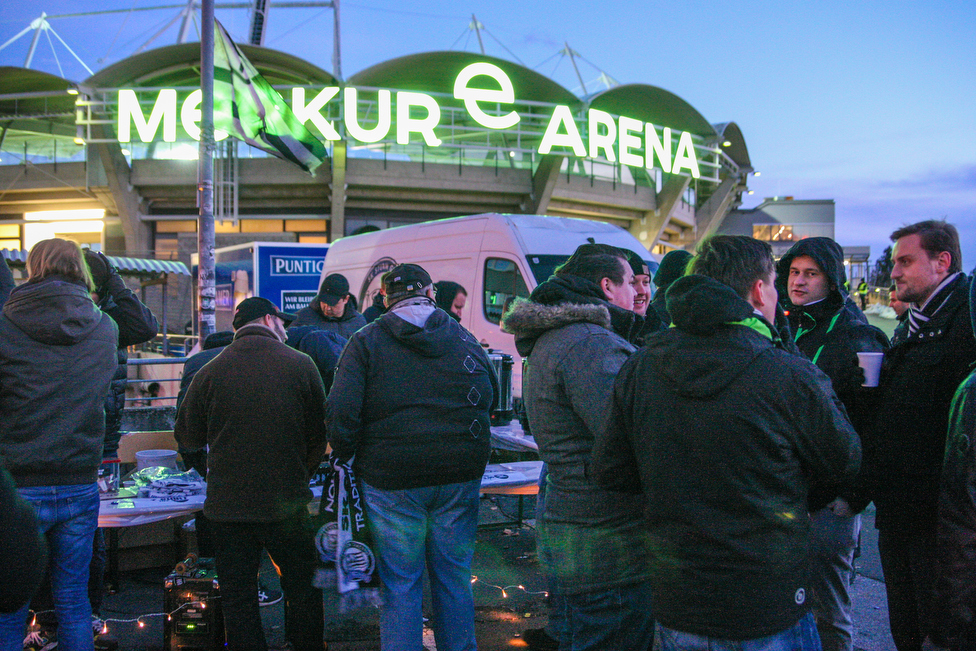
left=317, top=273, right=350, bottom=306
left=233, top=297, right=296, bottom=329
left=383, top=263, right=432, bottom=301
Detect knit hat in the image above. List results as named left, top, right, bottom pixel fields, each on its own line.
left=654, top=249, right=693, bottom=289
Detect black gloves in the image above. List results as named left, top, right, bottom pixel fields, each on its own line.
left=84, top=249, right=121, bottom=296
left=833, top=355, right=867, bottom=395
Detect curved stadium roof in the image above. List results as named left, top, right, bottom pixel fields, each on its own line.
left=349, top=51, right=579, bottom=107
left=588, top=83, right=717, bottom=137
left=84, top=42, right=339, bottom=88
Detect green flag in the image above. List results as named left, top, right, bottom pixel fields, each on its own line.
left=213, top=20, right=327, bottom=175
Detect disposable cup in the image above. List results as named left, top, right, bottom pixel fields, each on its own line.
left=856, top=352, right=884, bottom=387
left=135, top=449, right=179, bottom=471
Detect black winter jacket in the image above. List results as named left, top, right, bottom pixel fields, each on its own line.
left=286, top=325, right=347, bottom=392
left=174, top=326, right=328, bottom=522
left=778, top=238, right=889, bottom=509
left=863, top=273, right=976, bottom=531
left=326, top=301, right=496, bottom=490
left=934, top=276, right=976, bottom=649
left=290, top=302, right=367, bottom=338
left=593, top=274, right=861, bottom=640
left=361, top=293, right=387, bottom=323
left=0, top=276, right=119, bottom=487
left=97, top=271, right=158, bottom=458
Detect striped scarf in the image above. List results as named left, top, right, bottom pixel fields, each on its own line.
left=907, top=273, right=960, bottom=335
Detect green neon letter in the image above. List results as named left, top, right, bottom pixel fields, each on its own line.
left=644, top=124, right=672, bottom=174
left=618, top=116, right=643, bottom=167
left=118, top=89, right=177, bottom=143
left=292, top=87, right=341, bottom=140
left=672, top=130, right=701, bottom=178
left=396, top=92, right=442, bottom=146
left=344, top=88, right=391, bottom=143
left=453, top=62, right=519, bottom=130
left=180, top=90, right=229, bottom=141
left=539, top=105, right=586, bottom=156
left=587, top=109, right=616, bottom=161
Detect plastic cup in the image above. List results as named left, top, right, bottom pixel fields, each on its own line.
left=135, top=449, right=179, bottom=471
left=856, top=352, right=884, bottom=387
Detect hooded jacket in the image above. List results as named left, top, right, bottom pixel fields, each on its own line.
left=592, top=274, right=861, bottom=640
left=0, top=276, right=119, bottom=487
left=501, top=274, right=653, bottom=595
left=290, top=300, right=367, bottom=337
left=326, top=301, right=497, bottom=490
left=934, top=276, right=976, bottom=649
left=777, top=238, right=889, bottom=507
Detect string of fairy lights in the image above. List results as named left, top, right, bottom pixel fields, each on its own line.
left=26, top=577, right=547, bottom=636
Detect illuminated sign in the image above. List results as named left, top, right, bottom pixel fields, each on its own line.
left=116, top=62, right=704, bottom=178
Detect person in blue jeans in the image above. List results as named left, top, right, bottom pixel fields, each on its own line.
left=0, top=238, right=119, bottom=651
left=327, top=263, right=498, bottom=651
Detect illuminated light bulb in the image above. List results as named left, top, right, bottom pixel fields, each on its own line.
left=138, top=619, right=145, bottom=629
left=101, top=622, right=109, bottom=634
left=518, top=585, right=525, bottom=590
left=501, top=590, right=508, bottom=598
left=31, top=615, right=37, bottom=627
left=167, top=615, right=172, bottom=621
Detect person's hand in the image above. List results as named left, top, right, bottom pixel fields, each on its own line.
left=828, top=498, right=854, bottom=518
left=84, top=249, right=118, bottom=286
left=833, top=355, right=866, bottom=393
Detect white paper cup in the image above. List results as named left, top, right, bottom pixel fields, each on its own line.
left=856, top=352, right=884, bottom=387
left=135, top=449, right=178, bottom=471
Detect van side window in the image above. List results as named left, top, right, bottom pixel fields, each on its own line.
left=484, top=258, right=529, bottom=324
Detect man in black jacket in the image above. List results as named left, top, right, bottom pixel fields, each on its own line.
left=327, top=263, right=496, bottom=651
left=862, top=220, right=976, bottom=651
left=778, top=237, right=889, bottom=651
left=593, top=235, right=860, bottom=650
left=175, top=297, right=327, bottom=651
left=290, top=273, right=367, bottom=337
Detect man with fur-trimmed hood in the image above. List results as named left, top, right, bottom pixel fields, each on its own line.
left=501, top=244, right=654, bottom=651
left=777, top=237, right=889, bottom=651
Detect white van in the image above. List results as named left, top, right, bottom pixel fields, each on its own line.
left=319, top=213, right=658, bottom=396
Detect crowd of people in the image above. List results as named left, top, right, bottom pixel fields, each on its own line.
left=2, top=217, right=976, bottom=651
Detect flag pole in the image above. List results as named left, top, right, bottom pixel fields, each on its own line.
left=197, top=0, right=216, bottom=341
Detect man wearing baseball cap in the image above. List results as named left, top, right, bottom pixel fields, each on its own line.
left=327, top=263, right=497, bottom=651
left=291, top=272, right=367, bottom=337
left=176, top=296, right=328, bottom=651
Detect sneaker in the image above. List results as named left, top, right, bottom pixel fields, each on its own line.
left=23, top=630, right=57, bottom=651
left=258, top=587, right=283, bottom=607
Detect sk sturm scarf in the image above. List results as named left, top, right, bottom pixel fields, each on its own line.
left=313, top=454, right=381, bottom=612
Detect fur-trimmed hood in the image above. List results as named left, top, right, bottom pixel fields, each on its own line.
left=502, top=298, right=611, bottom=356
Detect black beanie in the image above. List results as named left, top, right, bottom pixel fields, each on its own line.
left=654, top=249, right=693, bottom=289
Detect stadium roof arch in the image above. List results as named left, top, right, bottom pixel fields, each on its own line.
left=84, top=42, right=339, bottom=89
left=587, top=84, right=717, bottom=137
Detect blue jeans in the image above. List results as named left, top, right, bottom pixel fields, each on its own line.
left=656, top=612, right=822, bottom=651
left=361, top=479, right=481, bottom=651
left=0, top=483, right=99, bottom=651
left=556, top=580, right=654, bottom=651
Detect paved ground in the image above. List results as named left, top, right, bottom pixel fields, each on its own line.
left=93, top=492, right=896, bottom=651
